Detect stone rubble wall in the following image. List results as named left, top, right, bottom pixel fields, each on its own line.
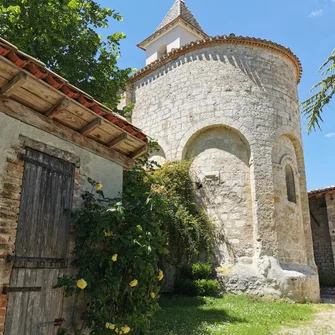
left=310, top=195, right=335, bottom=273
left=325, top=193, right=335, bottom=266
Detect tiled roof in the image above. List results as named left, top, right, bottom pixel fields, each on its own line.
left=0, top=38, right=148, bottom=144
left=309, top=186, right=335, bottom=197
left=156, top=0, right=204, bottom=33
left=132, top=34, right=302, bottom=84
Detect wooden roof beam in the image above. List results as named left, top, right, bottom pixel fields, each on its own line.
left=107, top=133, right=127, bottom=148
left=80, top=118, right=102, bottom=135
left=1, top=72, right=27, bottom=97
left=0, top=96, right=134, bottom=169
left=130, top=145, right=147, bottom=159
left=45, top=98, right=69, bottom=118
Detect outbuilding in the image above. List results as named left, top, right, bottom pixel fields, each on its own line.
left=0, top=38, right=148, bottom=335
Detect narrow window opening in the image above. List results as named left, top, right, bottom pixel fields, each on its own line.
left=285, top=165, right=296, bottom=203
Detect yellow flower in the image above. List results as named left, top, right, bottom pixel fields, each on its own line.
left=121, top=325, right=131, bottom=334
left=150, top=292, right=156, bottom=299
left=109, top=324, right=116, bottom=330
left=129, top=279, right=138, bottom=287
left=105, top=322, right=110, bottom=329
left=157, top=270, right=164, bottom=282
left=77, top=279, right=87, bottom=290
left=143, top=176, right=149, bottom=183
left=96, top=182, right=103, bottom=191
left=112, top=254, right=118, bottom=262
left=150, top=184, right=165, bottom=194
left=115, top=328, right=119, bottom=333
left=104, top=230, right=113, bottom=237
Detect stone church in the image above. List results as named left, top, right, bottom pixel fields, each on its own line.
left=124, top=0, right=320, bottom=302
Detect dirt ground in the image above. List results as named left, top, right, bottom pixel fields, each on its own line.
left=279, top=300, right=335, bottom=335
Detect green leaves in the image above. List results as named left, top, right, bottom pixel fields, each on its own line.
left=301, top=49, right=335, bottom=132
left=57, top=179, right=165, bottom=334
left=0, top=0, right=131, bottom=109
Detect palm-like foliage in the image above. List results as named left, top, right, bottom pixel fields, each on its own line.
left=301, top=49, right=335, bottom=132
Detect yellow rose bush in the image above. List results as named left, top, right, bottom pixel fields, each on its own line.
left=55, top=166, right=169, bottom=334
left=55, top=142, right=214, bottom=334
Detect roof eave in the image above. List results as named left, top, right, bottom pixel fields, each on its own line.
left=137, top=16, right=208, bottom=51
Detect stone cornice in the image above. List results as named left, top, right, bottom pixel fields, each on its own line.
left=132, top=34, right=302, bottom=83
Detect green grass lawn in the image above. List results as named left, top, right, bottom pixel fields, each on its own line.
left=150, top=295, right=316, bottom=335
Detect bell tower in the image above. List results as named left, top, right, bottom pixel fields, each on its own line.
left=137, top=0, right=208, bottom=65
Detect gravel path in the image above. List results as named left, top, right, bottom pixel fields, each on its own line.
left=279, top=300, right=335, bottom=335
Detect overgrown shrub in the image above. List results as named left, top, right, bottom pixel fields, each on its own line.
left=180, top=263, right=213, bottom=280
left=175, top=279, right=219, bottom=297
left=56, top=180, right=168, bottom=335
left=56, top=143, right=215, bottom=334
left=151, top=161, right=214, bottom=264
left=175, top=263, right=219, bottom=297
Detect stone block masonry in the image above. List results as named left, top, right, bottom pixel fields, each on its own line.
left=130, top=41, right=319, bottom=302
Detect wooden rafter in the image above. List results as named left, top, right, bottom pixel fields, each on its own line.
left=130, top=145, right=147, bottom=159
left=107, top=133, right=127, bottom=148
left=1, top=72, right=27, bottom=97
left=45, top=98, right=69, bottom=118
left=0, top=96, right=134, bottom=169
left=79, top=118, right=102, bottom=135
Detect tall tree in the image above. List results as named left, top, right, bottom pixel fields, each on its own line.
left=301, top=49, right=335, bottom=132
left=0, top=0, right=132, bottom=108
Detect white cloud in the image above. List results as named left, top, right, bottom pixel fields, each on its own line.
left=309, top=9, right=324, bottom=17
left=325, top=133, right=335, bottom=138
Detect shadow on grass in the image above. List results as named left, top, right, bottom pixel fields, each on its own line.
left=151, top=295, right=246, bottom=335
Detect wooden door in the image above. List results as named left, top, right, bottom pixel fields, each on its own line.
left=4, top=148, right=74, bottom=335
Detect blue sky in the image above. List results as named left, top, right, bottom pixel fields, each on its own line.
left=98, top=0, right=335, bottom=190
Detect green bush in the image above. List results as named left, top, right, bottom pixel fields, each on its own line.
left=55, top=178, right=168, bottom=335
left=175, top=279, right=219, bottom=297
left=175, top=263, right=219, bottom=297
left=319, top=270, right=335, bottom=287
left=180, top=263, right=213, bottom=280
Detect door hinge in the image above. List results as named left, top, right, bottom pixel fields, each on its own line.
left=2, top=286, right=41, bottom=294
left=6, top=254, right=66, bottom=264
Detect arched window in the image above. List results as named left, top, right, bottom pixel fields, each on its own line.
left=285, top=165, right=296, bottom=203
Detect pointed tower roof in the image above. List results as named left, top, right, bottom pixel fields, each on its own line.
left=156, top=0, right=204, bottom=33
left=137, top=0, right=207, bottom=51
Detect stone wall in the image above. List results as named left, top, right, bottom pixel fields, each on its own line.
left=310, top=195, right=334, bottom=273
left=272, top=135, right=306, bottom=264
left=185, top=126, right=253, bottom=264
left=130, top=42, right=319, bottom=302
left=325, top=193, right=335, bottom=263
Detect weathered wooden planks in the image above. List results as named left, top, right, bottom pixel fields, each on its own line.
left=4, top=149, right=72, bottom=335
left=0, top=55, right=147, bottom=160
left=0, top=96, right=134, bottom=168
left=15, top=149, right=74, bottom=258
left=4, top=268, right=64, bottom=335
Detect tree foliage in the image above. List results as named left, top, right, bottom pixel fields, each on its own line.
left=0, top=0, right=132, bottom=108
left=301, top=49, right=335, bottom=132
